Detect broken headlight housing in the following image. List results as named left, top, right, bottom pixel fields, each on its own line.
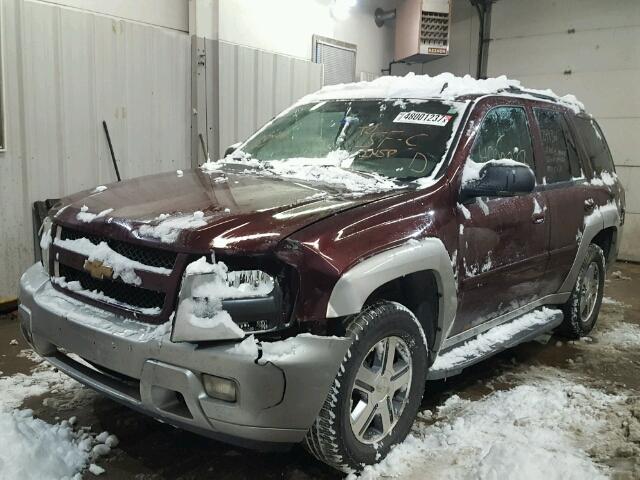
left=39, top=217, right=53, bottom=276
left=172, top=258, right=284, bottom=342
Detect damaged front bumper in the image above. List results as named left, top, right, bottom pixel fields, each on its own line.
left=18, top=263, right=350, bottom=447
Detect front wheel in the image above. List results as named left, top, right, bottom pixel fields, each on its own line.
left=304, top=301, right=428, bottom=473
left=559, top=243, right=605, bottom=339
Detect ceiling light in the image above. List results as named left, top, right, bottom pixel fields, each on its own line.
left=330, top=0, right=357, bottom=21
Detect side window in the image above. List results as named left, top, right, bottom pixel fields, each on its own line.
left=469, top=106, right=535, bottom=171
left=534, top=108, right=582, bottom=183
left=573, top=116, right=615, bottom=174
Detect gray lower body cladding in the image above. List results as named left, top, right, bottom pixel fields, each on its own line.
left=18, top=263, right=351, bottom=446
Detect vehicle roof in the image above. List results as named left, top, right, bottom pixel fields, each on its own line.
left=297, top=73, right=585, bottom=114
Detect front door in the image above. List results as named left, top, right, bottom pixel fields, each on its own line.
left=451, top=104, right=550, bottom=337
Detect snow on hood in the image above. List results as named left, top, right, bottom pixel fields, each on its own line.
left=297, top=72, right=585, bottom=113
left=202, top=149, right=404, bottom=196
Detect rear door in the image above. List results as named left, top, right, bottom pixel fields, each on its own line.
left=452, top=101, right=550, bottom=337
left=532, top=107, right=592, bottom=292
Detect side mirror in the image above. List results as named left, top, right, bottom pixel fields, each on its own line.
left=460, top=161, right=535, bottom=201
left=224, top=142, right=242, bottom=158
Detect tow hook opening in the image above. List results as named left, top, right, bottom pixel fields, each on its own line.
left=150, top=386, right=193, bottom=418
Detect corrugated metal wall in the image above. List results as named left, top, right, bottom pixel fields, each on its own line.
left=217, top=41, right=323, bottom=156
left=0, top=0, right=191, bottom=296
left=0, top=1, right=324, bottom=296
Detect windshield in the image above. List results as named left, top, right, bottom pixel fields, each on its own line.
left=238, top=99, right=463, bottom=181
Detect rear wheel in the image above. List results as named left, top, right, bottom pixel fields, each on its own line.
left=559, top=243, right=605, bottom=339
left=304, top=301, right=428, bottom=473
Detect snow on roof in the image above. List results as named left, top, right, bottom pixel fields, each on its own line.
left=298, top=72, right=584, bottom=113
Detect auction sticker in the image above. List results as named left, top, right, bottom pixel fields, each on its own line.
left=393, top=111, right=452, bottom=126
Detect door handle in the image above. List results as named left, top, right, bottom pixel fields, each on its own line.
left=584, top=198, right=596, bottom=212
left=532, top=213, right=545, bottom=224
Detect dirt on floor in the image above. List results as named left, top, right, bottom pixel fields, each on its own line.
left=1, top=262, right=639, bottom=479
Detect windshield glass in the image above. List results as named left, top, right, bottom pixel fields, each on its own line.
left=238, top=99, right=463, bottom=181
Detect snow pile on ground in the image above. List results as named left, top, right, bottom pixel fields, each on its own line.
left=0, top=410, right=89, bottom=479
left=432, top=308, right=561, bottom=372
left=601, top=296, right=624, bottom=306
left=54, top=236, right=171, bottom=283
left=0, top=352, right=115, bottom=479
left=298, top=72, right=584, bottom=112
left=596, top=321, right=640, bottom=350
left=353, top=368, right=623, bottom=480
left=611, top=270, right=632, bottom=281
left=0, top=357, right=84, bottom=411
left=202, top=150, right=403, bottom=196
left=138, top=211, right=208, bottom=243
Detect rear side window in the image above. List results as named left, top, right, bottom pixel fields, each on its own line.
left=469, top=106, right=535, bottom=171
left=534, top=108, right=582, bottom=183
left=573, top=116, right=615, bottom=174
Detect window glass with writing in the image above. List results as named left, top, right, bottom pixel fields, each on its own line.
left=469, top=106, right=534, bottom=171
left=534, top=108, right=582, bottom=183
left=241, top=99, right=464, bottom=180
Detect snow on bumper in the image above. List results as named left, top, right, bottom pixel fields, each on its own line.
left=18, top=263, right=351, bottom=445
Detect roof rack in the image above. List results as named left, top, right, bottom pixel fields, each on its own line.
left=499, top=86, right=559, bottom=103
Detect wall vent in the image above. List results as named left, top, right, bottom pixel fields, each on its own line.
left=420, top=10, right=450, bottom=51
left=395, top=0, right=451, bottom=63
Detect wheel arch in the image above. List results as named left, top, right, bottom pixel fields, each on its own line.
left=559, top=203, right=621, bottom=293
left=325, top=238, right=457, bottom=354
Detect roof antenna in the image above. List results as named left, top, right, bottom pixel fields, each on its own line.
left=440, top=82, right=449, bottom=94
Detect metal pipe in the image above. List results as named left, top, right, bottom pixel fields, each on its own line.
left=471, top=0, right=492, bottom=79
left=374, top=8, right=396, bottom=27
left=475, top=3, right=485, bottom=79
left=102, top=120, right=121, bottom=182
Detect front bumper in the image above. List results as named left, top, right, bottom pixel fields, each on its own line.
left=19, top=263, right=350, bottom=447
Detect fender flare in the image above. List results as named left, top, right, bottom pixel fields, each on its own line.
left=559, top=201, right=621, bottom=293
left=325, top=238, right=458, bottom=350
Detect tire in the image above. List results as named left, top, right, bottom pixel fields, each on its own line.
left=304, top=301, right=428, bottom=473
left=559, top=243, right=606, bottom=339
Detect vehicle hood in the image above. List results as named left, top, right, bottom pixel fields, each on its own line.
left=53, top=167, right=404, bottom=253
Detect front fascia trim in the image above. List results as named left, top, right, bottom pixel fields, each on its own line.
left=325, top=238, right=457, bottom=349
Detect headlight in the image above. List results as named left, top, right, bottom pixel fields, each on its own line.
left=39, top=217, right=53, bottom=275
left=172, top=257, right=281, bottom=342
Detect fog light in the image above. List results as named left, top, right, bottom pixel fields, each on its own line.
left=203, top=374, right=237, bottom=402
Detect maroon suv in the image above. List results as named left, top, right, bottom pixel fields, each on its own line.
left=19, top=75, right=624, bottom=472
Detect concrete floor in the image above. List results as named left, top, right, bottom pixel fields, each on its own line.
left=1, top=261, right=639, bottom=479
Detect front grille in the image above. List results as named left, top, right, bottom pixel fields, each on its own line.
left=60, top=227, right=177, bottom=270
left=59, top=264, right=165, bottom=312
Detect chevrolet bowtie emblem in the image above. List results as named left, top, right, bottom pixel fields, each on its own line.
left=83, top=259, right=114, bottom=280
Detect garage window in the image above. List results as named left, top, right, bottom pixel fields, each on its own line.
left=312, top=35, right=356, bottom=86
left=573, top=116, right=615, bottom=174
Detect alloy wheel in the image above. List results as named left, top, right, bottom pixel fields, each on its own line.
left=349, top=336, right=412, bottom=444
left=580, top=261, right=600, bottom=323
